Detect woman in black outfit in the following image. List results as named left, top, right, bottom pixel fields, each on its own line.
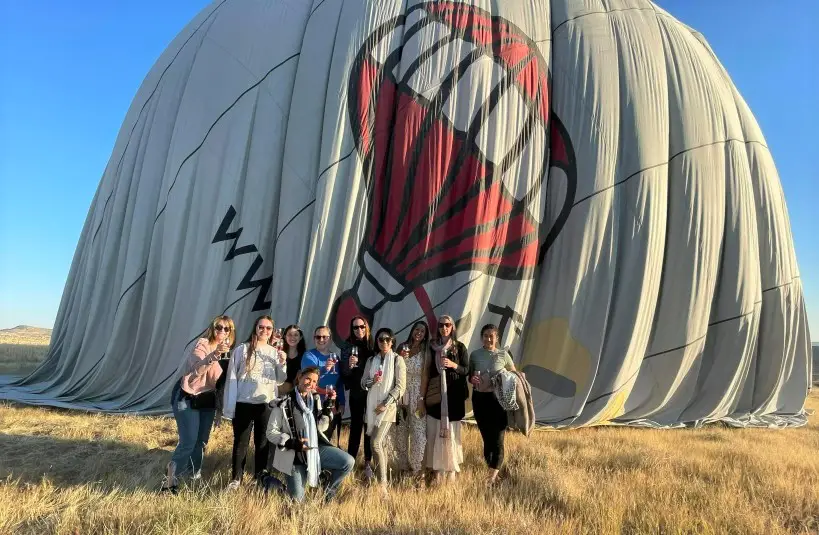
left=469, top=324, right=516, bottom=486
left=280, top=324, right=307, bottom=395
left=339, top=315, right=375, bottom=478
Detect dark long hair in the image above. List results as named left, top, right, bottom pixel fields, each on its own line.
left=346, top=315, right=373, bottom=350
left=244, top=315, right=274, bottom=375
left=403, top=321, right=430, bottom=356
left=283, top=324, right=307, bottom=357
left=374, top=327, right=396, bottom=355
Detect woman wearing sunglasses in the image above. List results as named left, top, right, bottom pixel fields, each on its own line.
left=361, top=328, right=406, bottom=494
left=339, top=316, right=375, bottom=474
left=162, top=315, right=234, bottom=493
left=222, top=315, right=287, bottom=490
left=420, top=314, right=469, bottom=484
left=280, top=325, right=307, bottom=395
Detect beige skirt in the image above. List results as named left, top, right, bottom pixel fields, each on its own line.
left=424, top=416, right=463, bottom=472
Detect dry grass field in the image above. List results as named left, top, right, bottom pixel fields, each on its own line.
left=0, top=333, right=817, bottom=534
left=0, top=325, right=51, bottom=375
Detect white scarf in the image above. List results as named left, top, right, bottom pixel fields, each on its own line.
left=294, top=391, right=321, bottom=487
left=365, top=351, right=396, bottom=435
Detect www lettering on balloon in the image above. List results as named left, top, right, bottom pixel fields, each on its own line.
left=212, top=205, right=273, bottom=312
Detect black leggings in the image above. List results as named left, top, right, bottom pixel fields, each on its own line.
left=231, top=402, right=272, bottom=480
left=347, top=393, right=372, bottom=463
left=472, top=391, right=507, bottom=470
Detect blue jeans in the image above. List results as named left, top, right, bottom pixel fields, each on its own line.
left=170, top=382, right=216, bottom=477
left=285, top=445, right=354, bottom=502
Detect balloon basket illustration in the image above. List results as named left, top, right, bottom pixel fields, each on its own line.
left=330, top=1, right=575, bottom=343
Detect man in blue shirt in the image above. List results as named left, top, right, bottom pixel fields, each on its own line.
left=302, top=326, right=345, bottom=441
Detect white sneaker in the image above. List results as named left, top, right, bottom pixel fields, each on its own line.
left=227, top=480, right=240, bottom=491
left=363, top=464, right=374, bottom=482
left=191, top=470, right=202, bottom=480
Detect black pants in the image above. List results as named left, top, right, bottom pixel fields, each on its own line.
left=472, top=391, right=507, bottom=470
left=347, top=393, right=372, bottom=463
left=231, top=402, right=272, bottom=480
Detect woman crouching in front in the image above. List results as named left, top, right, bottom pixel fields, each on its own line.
left=266, top=366, right=355, bottom=502
left=162, top=315, right=234, bottom=493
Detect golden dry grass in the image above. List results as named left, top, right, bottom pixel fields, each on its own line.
left=0, top=388, right=817, bottom=535
left=0, top=326, right=50, bottom=375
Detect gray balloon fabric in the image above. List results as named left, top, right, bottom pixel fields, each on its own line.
left=1, top=0, right=812, bottom=427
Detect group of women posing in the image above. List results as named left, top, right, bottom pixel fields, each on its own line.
left=162, top=312, right=515, bottom=501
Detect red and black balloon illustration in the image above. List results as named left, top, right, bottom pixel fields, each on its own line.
left=331, top=2, right=576, bottom=342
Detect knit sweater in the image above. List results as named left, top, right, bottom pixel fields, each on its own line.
left=180, top=338, right=224, bottom=395
left=222, top=342, right=286, bottom=418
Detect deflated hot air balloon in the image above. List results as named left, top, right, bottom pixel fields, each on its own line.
left=1, top=0, right=811, bottom=427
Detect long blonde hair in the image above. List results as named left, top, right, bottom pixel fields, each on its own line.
left=205, top=315, right=235, bottom=347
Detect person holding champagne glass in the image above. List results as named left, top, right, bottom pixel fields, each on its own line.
left=360, top=327, right=406, bottom=495
left=302, top=326, right=346, bottom=438
left=394, top=321, right=430, bottom=478
left=420, top=314, right=469, bottom=484
left=222, top=315, right=287, bottom=490
left=339, top=315, right=375, bottom=475
left=469, top=324, right=516, bottom=486
left=162, top=315, right=235, bottom=493
left=267, top=366, right=355, bottom=502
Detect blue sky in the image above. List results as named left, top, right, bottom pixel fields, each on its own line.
left=0, top=1, right=816, bottom=339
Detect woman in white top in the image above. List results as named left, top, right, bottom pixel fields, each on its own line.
left=361, top=327, right=406, bottom=495
left=223, top=315, right=286, bottom=489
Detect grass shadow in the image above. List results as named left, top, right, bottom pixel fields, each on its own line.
left=0, top=433, right=178, bottom=493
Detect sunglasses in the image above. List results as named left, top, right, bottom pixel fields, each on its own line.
left=314, top=335, right=329, bottom=340
left=439, top=322, right=453, bottom=328
left=352, top=325, right=367, bottom=330
left=377, top=337, right=392, bottom=343
left=214, top=325, right=232, bottom=332
left=258, top=325, right=273, bottom=331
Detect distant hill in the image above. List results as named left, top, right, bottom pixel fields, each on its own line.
left=0, top=325, right=52, bottom=346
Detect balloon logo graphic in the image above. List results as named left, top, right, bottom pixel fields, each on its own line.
left=331, top=2, right=576, bottom=341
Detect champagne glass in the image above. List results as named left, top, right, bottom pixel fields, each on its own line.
left=350, top=346, right=359, bottom=368
left=376, top=362, right=384, bottom=379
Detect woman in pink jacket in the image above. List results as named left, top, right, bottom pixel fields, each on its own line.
left=161, top=315, right=234, bottom=493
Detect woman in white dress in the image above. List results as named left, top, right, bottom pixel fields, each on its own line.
left=394, top=321, right=429, bottom=477
left=420, top=315, right=469, bottom=484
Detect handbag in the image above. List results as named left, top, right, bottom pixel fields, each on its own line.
left=424, top=375, right=442, bottom=406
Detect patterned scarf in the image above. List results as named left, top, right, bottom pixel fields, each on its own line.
left=430, top=338, right=453, bottom=438
left=294, top=391, right=320, bottom=487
